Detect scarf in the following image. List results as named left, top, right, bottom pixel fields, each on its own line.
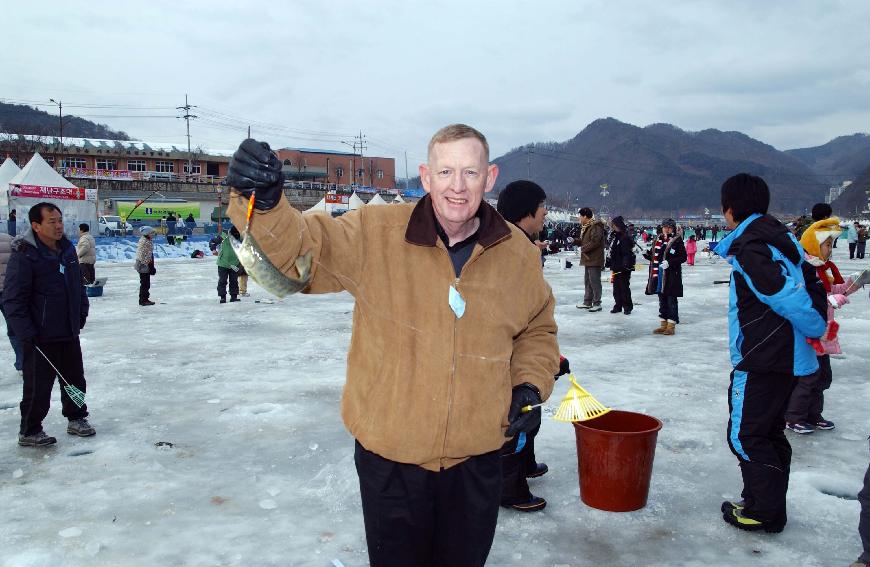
left=806, top=254, right=844, bottom=292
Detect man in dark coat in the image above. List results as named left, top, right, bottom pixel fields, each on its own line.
left=644, top=218, right=686, bottom=335
left=2, top=202, right=93, bottom=447
left=608, top=215, right=636, bottom=314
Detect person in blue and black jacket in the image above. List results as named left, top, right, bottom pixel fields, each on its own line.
left=714, top=173, right=827, bottom=534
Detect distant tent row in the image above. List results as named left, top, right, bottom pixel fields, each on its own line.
left=546, top=211, right=576, bottom=223
left=305, top=191, right=404, bottom=213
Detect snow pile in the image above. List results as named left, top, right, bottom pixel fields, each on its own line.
left=85, top=236, right=214, bottom=263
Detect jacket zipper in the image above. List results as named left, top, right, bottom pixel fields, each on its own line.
left=441, top=275, right=461, bottom=468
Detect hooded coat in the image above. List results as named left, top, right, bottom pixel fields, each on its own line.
left=2, top=228, right=89, bottom=343
left=715, top=214, right=826, bottom=376
left=608, top=216, right=636, bottom=273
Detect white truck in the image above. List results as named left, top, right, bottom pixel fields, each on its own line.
left=97, top=215, right=132, bottom=236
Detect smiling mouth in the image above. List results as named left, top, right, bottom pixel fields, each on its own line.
left=445, top=197, right=467, bottom=205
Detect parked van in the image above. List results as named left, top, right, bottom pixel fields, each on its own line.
left=97, top=215, right=132, bottom=236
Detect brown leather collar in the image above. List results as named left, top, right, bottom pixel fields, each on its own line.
left=405, top=195, right=511, bottom=248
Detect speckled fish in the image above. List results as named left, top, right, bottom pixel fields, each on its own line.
left=230, top=233, right=312, bottom=298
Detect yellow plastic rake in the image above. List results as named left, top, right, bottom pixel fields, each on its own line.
left=553, top=374, right=611, bottom=422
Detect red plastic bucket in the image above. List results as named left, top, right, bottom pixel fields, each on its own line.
left=573, top=410, right=663, bottom=512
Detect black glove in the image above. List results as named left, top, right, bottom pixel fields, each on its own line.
left=557, top=356, right=570, bottom=378
left=225, top=138, right=284, bottom=211
left=149, top=264, right=157, bottom=276
left=506, top=383, right=542, bottom=437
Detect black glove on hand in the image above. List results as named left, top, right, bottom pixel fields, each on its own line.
left=225, top=138, right=284, bottom=211
left=506, top=383, right=542, bottom=437
left=557, top=356, right=570, bottom=379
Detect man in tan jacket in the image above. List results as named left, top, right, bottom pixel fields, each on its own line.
left=226, top=125, right=559, bottom=567
left=75, top=223, right=96, bottom=285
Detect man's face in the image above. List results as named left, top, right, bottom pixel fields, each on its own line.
left=32, top=207, right=64, bottom=244
left=420, top=138, right=497, bottom=230
left=530, top=203, right=547, bottom=234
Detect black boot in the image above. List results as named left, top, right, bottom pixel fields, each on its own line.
left=230, top=296, right=241, bottom=302
left=219, top=296, right=226, bottom=304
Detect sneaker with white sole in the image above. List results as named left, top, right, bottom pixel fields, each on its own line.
left=786, top=421, right=814, bottom=434
left=576, top=303, right=592, bottom=309
left=813, top=419, right=835, bottom=430
left=588, top=305, right=602, bottom=312
left=67, top=418, right=96, bottom=437
left=18, top=430, right=57, bottom=447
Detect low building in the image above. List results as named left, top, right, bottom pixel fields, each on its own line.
left=277, top=147, right=396, bottom=190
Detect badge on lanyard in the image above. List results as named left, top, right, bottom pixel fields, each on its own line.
left=59, top=264, right=65, bottom=275
left=448, top=285, right=466, bottom=319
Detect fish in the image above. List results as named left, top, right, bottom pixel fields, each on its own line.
left=230, top=232, right=313, bottom=297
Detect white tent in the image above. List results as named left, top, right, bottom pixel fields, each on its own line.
left=348, top=192, right=365, bottom=210
left=393, top=194, right=405, bottom=204
left=0, top=158, right=22, bottom=221
left=7, top=153, right=96, bottom=238
left=367, top=193, right=388, bottom=206
left=304, top=197, right=328, bottom=213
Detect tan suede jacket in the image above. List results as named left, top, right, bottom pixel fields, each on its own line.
left=228, top=193, right=559, bottom=471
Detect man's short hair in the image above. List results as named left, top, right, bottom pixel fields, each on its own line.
left=427, top=124, right=489, bottom=163
left=28, top=202, right=61, bottom=224
left=811, top=203, right=832, bottom=221
left=497, top=180, right=546, bottom=224
left=578, top=207, right=593, bottom=219
left=79, top=223, right=90, bottom=232
left=720, top=173, right=769, bottom=223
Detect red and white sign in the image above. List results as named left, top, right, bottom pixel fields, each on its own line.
left=10, top=184, right=91, bottom=201
left=325, top=193, right=349, bottom=204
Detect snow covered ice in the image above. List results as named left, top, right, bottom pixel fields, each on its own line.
left=0, top=247, right=868, bottom=566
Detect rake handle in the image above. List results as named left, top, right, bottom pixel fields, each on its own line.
left=521, top=402, right=545, bottom=413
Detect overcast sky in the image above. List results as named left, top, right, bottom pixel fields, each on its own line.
left=3, top=1, right=868, bottom=170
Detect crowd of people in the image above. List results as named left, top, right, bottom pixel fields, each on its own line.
left=0, top=124, right=868, bottom=566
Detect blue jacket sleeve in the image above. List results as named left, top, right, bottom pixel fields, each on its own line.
left=2, top=251, right=37, bottom=341
left=735, top=244, right=826, bottom=339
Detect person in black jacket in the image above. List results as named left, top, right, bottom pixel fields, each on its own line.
left=496, top=179, right=551, bottom=511
left=607, top=215, right=635, bottom=314
left=644, top=218, right=687, bottom=335
left=714, top=174, right=826, bottom=534
left=2, top=202, right=94, bottom=447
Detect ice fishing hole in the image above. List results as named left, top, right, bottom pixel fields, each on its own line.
left=69, top=450, right=94, bottom=457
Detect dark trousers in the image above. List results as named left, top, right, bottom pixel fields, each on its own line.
left=0, top=292, right=23, bottom=371
left=658, top=294, right=679, bottom=323
left=20, top=339, right=88, bottom=436
left=500, top=423, right=540, bottom=505
left=612, top=271, right=633, bottom=312
left=80, top=263, right=95, bottom=285
left=784, top=355, right=832, bottom=423
left=139, top=272, right=151, bottom=303
left=849, top=242, right=857, bottom=259
left=354, top=441, right=501, bottom=567
left=727, top=369, right=795, bottom=524
left=859, top=438, right=870, bottom=562
left=217, top=267, right=239, bottom=299
left=858, top=242, right=867, bottom=259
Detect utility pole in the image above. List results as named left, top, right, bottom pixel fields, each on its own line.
left=177, top=94, right=198, bottom=177
left=355, top=130, right=367, bottom=185
left=49, top=99, right=63, bottom=168
left=404, top=151, right=408, bottom=191
left=527, top=148, right=531, bottom=178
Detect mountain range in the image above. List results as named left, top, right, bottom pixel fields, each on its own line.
left=492, top=118, right=869, bottom=216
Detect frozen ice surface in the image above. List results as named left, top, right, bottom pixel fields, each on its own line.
left=0, top=250, right=867, bottom=566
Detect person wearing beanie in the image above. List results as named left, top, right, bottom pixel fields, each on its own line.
left=496, top=179, right=553, bottom=512
left=644, top=218, right=686, bottom=335
left=607, top=215, right=636, bottom=314
left=135, top=227, right=156, bottom=306
left=784, top=217, right=870, bottom=434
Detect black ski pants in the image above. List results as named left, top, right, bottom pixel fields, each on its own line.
left=20, top=339, right=88, bottom=436
left=727, top=369, right=795, bottom=524
left=657, top=294, right=679, bottom=323
left=849, top=242, right=857, bottom=259
left=784, top=355, right=832, bottom=423
left=612, top=271, right=633, bottom=312
left=354, top=440, right=501, bottom=567
left=859, top=438, right=870, bottom=563
left=217, top=267, right=239, bottom=299
left=139, top=272, right=151, bottom=304
left=500, top=423, right=540, bottom=505
left=80, top=263, right=95, bottom=285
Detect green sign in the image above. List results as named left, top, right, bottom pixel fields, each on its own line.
left=117, top=201, right=202, bottom=220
